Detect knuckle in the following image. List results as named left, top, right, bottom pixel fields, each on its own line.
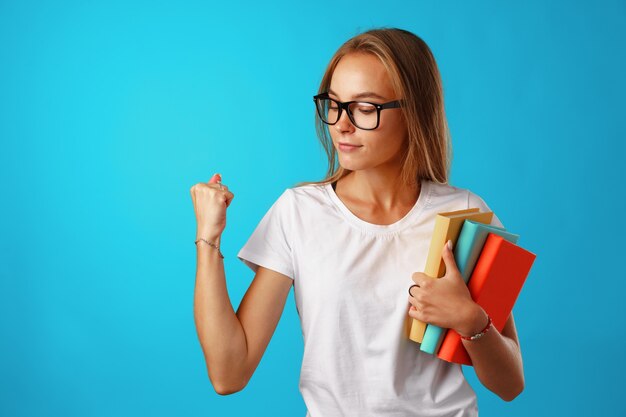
left=413, top=303, right=426, bottom=316
left=413, top=308, right=426, bottom=322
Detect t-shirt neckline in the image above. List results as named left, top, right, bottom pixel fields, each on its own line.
left=324, top=178, right=431, bottom=235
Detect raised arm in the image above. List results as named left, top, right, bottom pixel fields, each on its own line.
left=191, top=175, right=294, bottom=394
left=194, top=244, right=293, bottom=394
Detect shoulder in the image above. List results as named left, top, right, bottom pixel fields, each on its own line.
left=286, top=182, right=332, bottom=208
left=263, top=183, right=330, bottom=219
left=425, top=180, right=490, bottom=209
left=289, top=182, right=328, bottom=197
left=426, top=180, right=473, bottom=207
left=425, top=180, right=503, bottom=227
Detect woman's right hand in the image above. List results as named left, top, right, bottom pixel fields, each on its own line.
left=190, top=173, right=235, bottom=241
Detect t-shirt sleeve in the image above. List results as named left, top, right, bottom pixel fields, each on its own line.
left=237, top=189, right=295, bottom=280
left=468, top=190, right=505, bottom=229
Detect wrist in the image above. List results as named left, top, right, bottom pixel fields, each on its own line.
left=456, top=302, right=488, bottom=338
left=196, top=232, right=221, bottom=243
left=194, top=237, right=224, bottom=258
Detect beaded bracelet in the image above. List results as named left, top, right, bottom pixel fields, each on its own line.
left=194, top=238, right=224, bottom=259
left=460, top=314, right=492, bottom=341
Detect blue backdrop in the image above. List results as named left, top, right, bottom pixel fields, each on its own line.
left=2, top=1, right=624, bottom=416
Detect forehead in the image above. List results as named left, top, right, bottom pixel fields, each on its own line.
left=329, top=52, right=395, bottom=100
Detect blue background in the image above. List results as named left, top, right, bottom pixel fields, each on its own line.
left=1, top=1, right=624, bottom=416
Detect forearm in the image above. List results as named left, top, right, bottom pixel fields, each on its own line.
left=193, top=237, right=248, bottom=393
left=458, top=307, right=524, bottom=401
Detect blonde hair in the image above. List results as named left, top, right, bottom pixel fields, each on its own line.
left=296, top=27, right=451, bottom=188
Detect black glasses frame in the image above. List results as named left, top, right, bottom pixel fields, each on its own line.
left=313, top=93, right=403, bottom=130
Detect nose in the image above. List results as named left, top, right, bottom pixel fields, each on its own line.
left=333, top=107, right=355, bottom=134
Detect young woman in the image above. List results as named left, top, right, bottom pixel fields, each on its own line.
left=190, top=28, right=524, bottom=416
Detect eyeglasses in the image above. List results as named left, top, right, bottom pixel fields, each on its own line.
left=313, top=93, right=403, bottom=130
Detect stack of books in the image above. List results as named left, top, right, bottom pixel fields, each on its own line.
left=407, top=208, right=536, bottom=366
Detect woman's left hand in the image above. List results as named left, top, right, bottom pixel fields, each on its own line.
left=407, top=240, right=485, bottom=336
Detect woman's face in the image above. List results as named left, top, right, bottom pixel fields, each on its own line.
left=327, top=52, right=407, bottom=173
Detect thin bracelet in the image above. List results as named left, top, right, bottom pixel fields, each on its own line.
left=194, top=238, right=224, bottom=259
left=460, top=314, right=492, bottom=341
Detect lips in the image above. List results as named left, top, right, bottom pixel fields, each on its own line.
left=338, top=142, right=362, bottom=152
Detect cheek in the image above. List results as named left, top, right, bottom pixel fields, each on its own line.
left=369, top=124, right=407, bottom=155
left=379, top=115, right=408, bottom=151
left=383, top=110, right=407, bottom=133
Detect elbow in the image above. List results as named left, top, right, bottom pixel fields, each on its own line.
left=213, top=383, right=245, bottom=396
left=499, top=379, right=525, bottom=402
left=204, top=354, right=251, bottom=395
left=210, top=372, right=249, bottom=396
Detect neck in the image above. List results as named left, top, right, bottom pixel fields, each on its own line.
left=342, top=167, right=420, bottom=210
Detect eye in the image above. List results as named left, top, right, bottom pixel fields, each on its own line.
left=355, top=105, right=375, bottom=114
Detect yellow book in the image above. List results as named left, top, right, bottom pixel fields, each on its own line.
left=408, top=208, right=494, bottom=343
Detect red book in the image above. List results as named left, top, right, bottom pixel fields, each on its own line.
left=437, top=233, right=537, bottom=365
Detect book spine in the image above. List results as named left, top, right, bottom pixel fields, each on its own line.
left=420, top=325, right=445, bottom=354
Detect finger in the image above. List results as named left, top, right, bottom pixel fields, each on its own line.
left=224, top=191, right=235, bottom=207
left=441, top=239, right=460, bottom=276
left=208, top=175, right=228, bottom=191
left=190, top=184, right=196, bottom=206
left=407, top=297, right=423, bottom=319
left=411, top=271, right=431, bottom=288
left=208, top=179, right=228, bottom=192
left=408, top=284, right=420, bottom=297
left=217, top=189, right=233, bottom=204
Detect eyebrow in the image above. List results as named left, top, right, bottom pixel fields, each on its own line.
left=328, top=89, right=388, bottom=101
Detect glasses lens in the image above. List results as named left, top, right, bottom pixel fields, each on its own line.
left=316, top=98, right=340, bottom=124
left=348, top=102, right=378, bottom=129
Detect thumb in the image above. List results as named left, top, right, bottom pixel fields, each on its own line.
left=208, top=173, right=222, bottom=184
left=441, top=240, right=460, bottom=277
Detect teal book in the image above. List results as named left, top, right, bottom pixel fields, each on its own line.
left=420, top=220, right=520, bottom=355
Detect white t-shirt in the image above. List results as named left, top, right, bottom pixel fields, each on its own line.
left=237, top=178, right=503, bottom=417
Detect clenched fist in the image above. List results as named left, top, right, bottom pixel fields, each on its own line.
left=190, top=173, right=235, bottom=241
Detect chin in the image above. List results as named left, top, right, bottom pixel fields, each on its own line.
left=337, top=157, right=368, bottom=172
